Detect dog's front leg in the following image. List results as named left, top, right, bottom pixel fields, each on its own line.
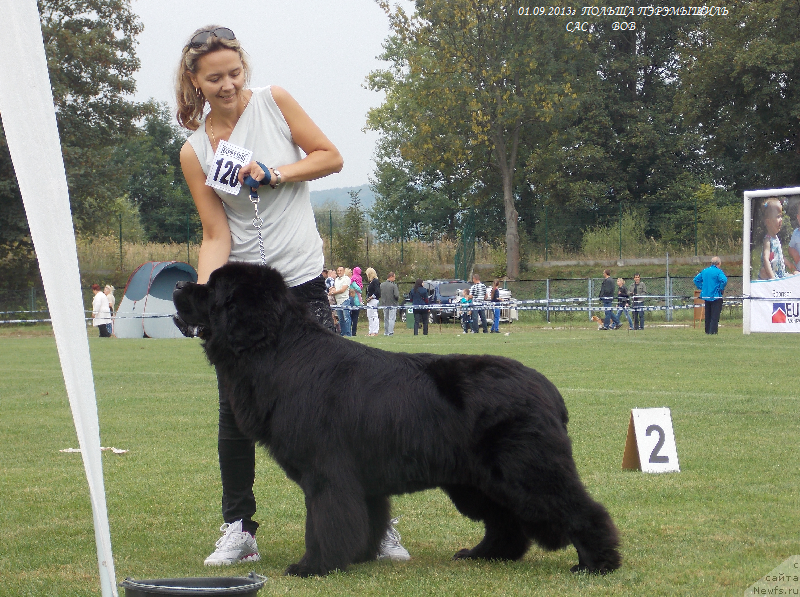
left=285, top=472, right=371, bottom=577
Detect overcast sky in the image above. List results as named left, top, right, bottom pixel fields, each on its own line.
left=130, top=0, right=414, bottom=191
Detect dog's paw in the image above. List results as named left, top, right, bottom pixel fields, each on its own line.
left=570, top=563, right=616, bottom=575
left=452, top=548, right=474, bottom=560
left=285, top=562, right=334, bottom=577
left=285, top=563, right=315, bottom=577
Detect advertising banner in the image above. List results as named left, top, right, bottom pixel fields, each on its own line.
left=750, top=276, right=800, bottom=332
left=743, top=187, right=800, bottom=334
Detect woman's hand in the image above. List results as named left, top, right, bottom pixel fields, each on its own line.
left=238, top=161, right=271, bottom=187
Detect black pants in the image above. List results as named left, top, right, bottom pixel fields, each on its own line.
left=632, top=304, right=644, bottom=329
left=413, top=309, right=428, bottom=335
left=471, top=307, right=488, bottom=333
left=216, top=274, right=335, bottom=536
left=704, top=298, right=723, bottom=334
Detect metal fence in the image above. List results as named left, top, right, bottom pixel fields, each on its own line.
left=395, top=276, right=744, bottom=325
left=0, top=276, right=744, bottom=326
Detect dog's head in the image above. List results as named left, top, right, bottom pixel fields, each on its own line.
left=173, top=263, right=291, bottom=357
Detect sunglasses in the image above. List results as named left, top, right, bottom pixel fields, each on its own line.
left=187, top=27, right=236, bottom=49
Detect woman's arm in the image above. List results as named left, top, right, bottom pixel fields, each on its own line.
left=760, top=236, right=775, bottom=280
left=788, top=244, right=800, bottom=274
left=180, top=142, right=232, bottom=284
left=238, top=86, right=343, bottom=186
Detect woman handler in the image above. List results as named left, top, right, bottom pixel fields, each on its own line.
left=175, top=26, right=408, bottom=565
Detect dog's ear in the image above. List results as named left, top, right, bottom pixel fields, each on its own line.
left=213, top=265, right=287, bottom=355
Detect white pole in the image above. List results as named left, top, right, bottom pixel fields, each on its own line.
left=0, top=1, right=117, bottom=595
left=742, top=194, right=752, bottom=335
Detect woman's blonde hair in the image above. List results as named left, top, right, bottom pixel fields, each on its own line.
left=365, top=267, right=377, bottom=281
left=175, top=25, right=251, bottom=131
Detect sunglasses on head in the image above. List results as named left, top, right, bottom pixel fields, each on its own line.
left=187, top=27, right=236, bottom=49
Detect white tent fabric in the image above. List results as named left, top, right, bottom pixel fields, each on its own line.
left=0, top=2, right=118, bottom=596
left=115, top=261, right=198, bottom=339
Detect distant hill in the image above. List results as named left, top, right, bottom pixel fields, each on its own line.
left=310, top=184, right=375, bottom=210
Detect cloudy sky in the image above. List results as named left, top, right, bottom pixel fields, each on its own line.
left=130, top=0, right=414, bottom=191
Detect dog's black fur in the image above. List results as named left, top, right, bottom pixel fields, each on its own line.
left=173, top=262, right=621, bottom=577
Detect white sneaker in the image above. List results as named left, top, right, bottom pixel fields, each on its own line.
left=204, top=520, right=260, bottom=566
left=377, top=517, right=411, bottom=561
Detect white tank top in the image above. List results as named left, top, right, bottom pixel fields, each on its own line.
left=187, top=87, right=323, bottom=288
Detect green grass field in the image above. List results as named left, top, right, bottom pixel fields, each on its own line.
left=1, top=321, right=798, bottom=596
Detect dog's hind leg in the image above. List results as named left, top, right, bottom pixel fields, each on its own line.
left=517, top=490, right=621, bottom=575
left=564, top=498, right=621, bottom=575
left=443, top=485, right=530, bottom=561
left=286, top=472, right=371, bottom=577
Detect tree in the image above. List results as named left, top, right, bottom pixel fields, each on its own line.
left=0, top=129, right=36, bottom=285
left=368, top=137, right=466, bottom=241
left=0, top=0, right=147, bottom=281
left=528, top=9, right=705, bottom=248
left=334, top=190, right=367, bottom=266
left=368, top=0, right=578, bottom=278
left=117, top=104, right=199, bottom=243
left=678, top=0, right=800, bottom=190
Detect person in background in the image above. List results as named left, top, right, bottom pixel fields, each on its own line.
left=598, top=269, right=619, bottom=330
left=365, top=267, right=381, bottom=336
left=91, top=284, right=111, bottom=337
left=347, top=267, right=363, bottom=336
left=104, top=285, right=115, bottom=336
left=467, top=273, right=488, bottom=333
left=350, top=266, right=363, bottom=336
left=631, top=273, right=646, bottom=330
left=324, top=269, right=339, bottom=333
left=458, top=289, right=473, bottom=333
left=693, top=256, right=727, bottom=335
left=330, top=266, right=351, bottom=337
left=615, top=278, right=634, bottom=330
left=409, top=278, right=429, bottom=336
left=489, top=279, right=502, bottom=333
left=379, top=271, right=400, bottom=336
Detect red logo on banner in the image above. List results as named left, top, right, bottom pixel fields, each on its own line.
left=772, top=304, right=787, bottom=324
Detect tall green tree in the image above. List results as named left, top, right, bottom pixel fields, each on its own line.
left=0, top=0, right=147, bottom=281
left=368, top=137, right=467, bottom=241
left=678, top=0, right=800, bottom=190
left=335, top=190, right=367, bottom=267
left=117, top=104, right=198, bottom=243
left=41, top=0, right=149, bottom=232
left=367, top=0, right=578, bottom=278
left=528, top=7, right=705, bottom=247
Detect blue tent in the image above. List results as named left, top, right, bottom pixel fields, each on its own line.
left=114, top=261, right=197, bottom=338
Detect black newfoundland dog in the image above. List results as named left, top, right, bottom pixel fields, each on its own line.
left=173, top=262, right=621, bottom=577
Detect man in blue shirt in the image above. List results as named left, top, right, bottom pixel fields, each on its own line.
left=693, top=256, right=727, bottom=334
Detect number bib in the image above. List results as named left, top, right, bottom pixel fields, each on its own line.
left=206, top=140, right=253, bottom=195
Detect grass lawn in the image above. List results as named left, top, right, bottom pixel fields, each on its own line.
left=0, top=321, right=798, bottom=596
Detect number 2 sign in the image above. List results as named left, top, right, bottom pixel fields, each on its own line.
left=621, top=408, right=680, bottom=473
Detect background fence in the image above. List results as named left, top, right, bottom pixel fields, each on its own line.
left=0, top=276, right=744, bottom=326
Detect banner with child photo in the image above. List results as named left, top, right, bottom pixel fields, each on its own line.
left=743, top=188, right=800, bottom=333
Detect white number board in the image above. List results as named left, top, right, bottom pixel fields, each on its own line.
left=206, top=140, right=252, bottom=195
left=621, top=407, right=680, bottom=473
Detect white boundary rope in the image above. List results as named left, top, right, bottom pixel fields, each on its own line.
left=1, top=295, right=776, bottom=325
